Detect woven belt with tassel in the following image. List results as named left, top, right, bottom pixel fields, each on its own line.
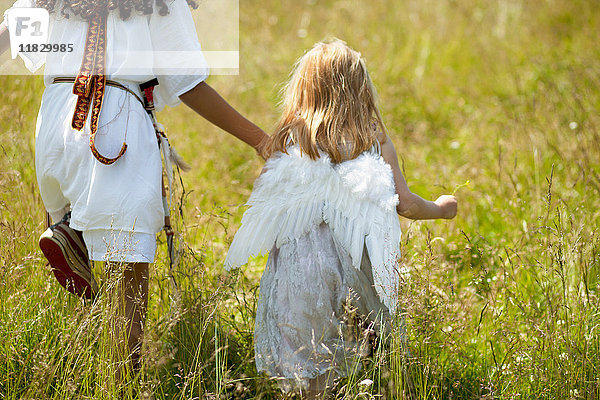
left=68, top=12, right=127, bottom=165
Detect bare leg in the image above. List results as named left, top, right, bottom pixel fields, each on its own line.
left=306, top=373, right=333, bottom=400
left=123, top=262, right=149, bottom=364
left=109, top=262, right=149, bottom=380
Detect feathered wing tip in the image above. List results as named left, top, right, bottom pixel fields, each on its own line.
left=169, top=145, right=191, bottom=172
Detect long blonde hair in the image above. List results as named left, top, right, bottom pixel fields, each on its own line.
left=265, top=39, right=387, bottom=163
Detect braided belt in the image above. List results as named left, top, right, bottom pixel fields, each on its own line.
left=53, top=77, right=144, bottom=106
left=68, top=13, right=127, bottom=165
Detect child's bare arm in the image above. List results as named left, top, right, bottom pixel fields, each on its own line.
left=0, top=22, right=9, bottom=56
left=380, top=136, right=457, bottom=220
left=180, top=81, right=268, bottom=158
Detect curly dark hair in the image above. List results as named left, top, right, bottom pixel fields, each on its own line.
left=35, top=0, right=197, bottom=20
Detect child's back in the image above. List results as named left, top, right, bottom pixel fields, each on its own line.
left=226, top=39, right=457, bottom=398
left=226, top=143, right=401, bottom=393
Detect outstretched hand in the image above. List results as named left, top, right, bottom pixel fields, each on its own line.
left=435, top=195, right=458, bottom=219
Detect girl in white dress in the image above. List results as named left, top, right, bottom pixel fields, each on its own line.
left=0, top=0, right=267, bottom=376
left=225, top=39, right=457, bottom=398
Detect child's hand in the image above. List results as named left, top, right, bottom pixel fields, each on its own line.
left=435, top=195, right=458, bottom=219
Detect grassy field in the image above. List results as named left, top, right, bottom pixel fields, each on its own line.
left=1, top=0, right=600, bottom=398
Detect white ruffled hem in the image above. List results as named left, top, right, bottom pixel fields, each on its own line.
left=83, top=229, right=156, bottom=263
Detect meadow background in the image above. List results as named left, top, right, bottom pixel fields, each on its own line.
left=1, top=0, right=599, bottom=398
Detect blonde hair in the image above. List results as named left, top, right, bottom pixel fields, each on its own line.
left=265, top=39, right=387, bottom=163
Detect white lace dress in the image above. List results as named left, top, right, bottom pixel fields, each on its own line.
left=225, top=146, right=403, bottom=391
left=255, top=223, right=393, bottom=391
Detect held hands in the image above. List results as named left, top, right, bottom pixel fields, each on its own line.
left=435, top=195, right=458, bottom=219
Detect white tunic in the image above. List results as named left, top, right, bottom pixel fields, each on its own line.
left=4, top=0, right=209, bottom=262
left=225, top=146, right=404, bottom=390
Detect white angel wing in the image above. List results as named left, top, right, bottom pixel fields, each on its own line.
left=224, top=146, right=402, bottom=313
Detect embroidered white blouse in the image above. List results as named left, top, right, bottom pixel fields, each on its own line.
left=3, top=0, right=209, bottom=108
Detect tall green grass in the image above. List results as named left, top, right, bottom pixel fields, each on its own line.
left=1, top=0, right=599, bottom=398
